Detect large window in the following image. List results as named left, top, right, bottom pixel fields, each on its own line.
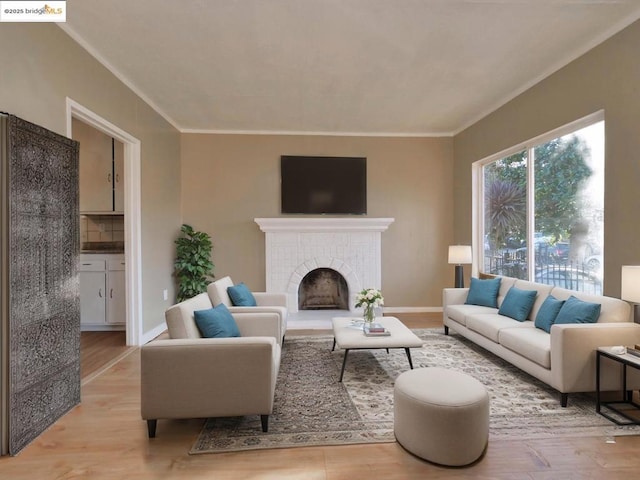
left=477, top=114, right=604, bottom=294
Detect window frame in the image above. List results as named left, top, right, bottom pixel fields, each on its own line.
left=471, top=110, right=604, bottom=282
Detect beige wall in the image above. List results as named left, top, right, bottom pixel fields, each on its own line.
left=181, top=134, right=454, bottom=307
left=454, top=19, right=640, bottom=297
left=19, top=14, right=637, bottom=312
left=0, top=24, right=182, bottom=334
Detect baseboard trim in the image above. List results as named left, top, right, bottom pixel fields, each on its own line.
left=80, top=324, right=126, bottom=332
left=141, top=322, right=168, bottom=345
left=383, top=307, right=443, bottom=313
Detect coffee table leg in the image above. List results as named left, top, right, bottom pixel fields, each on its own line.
left=405, top=348, right=414, bottom=369
left=339, top=349, right=350, bottom=382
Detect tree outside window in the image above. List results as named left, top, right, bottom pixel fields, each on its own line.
left=481, top=120, right=604, bottom=293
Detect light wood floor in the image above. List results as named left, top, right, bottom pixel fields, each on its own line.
left=2, top=313, right=640, bottom=478
left=80, top=330, right=131, bottom=382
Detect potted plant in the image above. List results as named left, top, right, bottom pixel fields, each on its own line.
left=174, top=224, right=215, bottom=302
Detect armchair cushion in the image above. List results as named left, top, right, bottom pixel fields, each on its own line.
left=227, top=282, right=257, bottom=306
left=194, top=304, right=241, bottom=338
left=209, top=276, right=234, bottom=307
left=165, top=293, right=213, bottom=339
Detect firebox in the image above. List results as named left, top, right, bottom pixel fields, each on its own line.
left=298, top=268, right=349, bottom=310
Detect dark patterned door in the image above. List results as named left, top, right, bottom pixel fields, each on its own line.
left=3, top=114, right=80, bottom=455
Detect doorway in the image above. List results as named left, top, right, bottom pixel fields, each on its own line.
left=66, top=98, right=143, bottom=346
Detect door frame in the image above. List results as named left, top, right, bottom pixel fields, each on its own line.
left=66, top=98, right=143, bottom=346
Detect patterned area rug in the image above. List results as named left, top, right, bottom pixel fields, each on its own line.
left=190, top=329, right=640, bottom=454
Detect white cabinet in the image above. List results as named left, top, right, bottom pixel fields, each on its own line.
left=106, top=259, right=126, bottom=325
left=113, top=139, right=124, bottom=213
left=79, top=262, right=107, bottom=325
left=80, top=254, right=126, bottom=330
left=74, top=118, right=124, bottom=214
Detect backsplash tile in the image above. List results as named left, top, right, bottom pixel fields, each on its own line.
left=80, top=215, right=125, bottom=250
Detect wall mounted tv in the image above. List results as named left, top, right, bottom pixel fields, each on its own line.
left=280, top=155, right=367, bottom=215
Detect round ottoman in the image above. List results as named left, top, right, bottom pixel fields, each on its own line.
left=394, top=367, right=489, bottom=466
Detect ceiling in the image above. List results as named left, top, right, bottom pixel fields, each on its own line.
left=62, top=0, right=640, bottom=136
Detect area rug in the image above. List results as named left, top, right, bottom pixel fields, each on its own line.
left=190, top=329, right=640, bottom=454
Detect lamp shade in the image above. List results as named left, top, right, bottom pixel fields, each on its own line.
left=621, top=266, right=640, bottom=303
left=448, top=245, right=472, bottom=265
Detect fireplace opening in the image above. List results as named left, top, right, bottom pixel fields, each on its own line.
left=298, top=268, right=349, bottom=310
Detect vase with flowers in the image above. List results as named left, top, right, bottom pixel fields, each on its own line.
left=355, top=288, right=384, bottom=324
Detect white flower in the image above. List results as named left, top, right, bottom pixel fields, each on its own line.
left=355, top=288, right=384, bottom=308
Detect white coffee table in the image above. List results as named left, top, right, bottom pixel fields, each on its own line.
left=331, top=316, right=424, bottom=382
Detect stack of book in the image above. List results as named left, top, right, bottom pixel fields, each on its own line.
left=627, top=347, right=640, bottom=358
left=364, top=322, right=390, bottom=336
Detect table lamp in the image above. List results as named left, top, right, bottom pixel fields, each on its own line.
left=448, top=245, right=472, bottom=288
left=621, top=265, right=640, bottom=323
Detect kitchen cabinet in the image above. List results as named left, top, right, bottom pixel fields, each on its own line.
left=80, top=254, right=125, bottom=330
left=106, top=258, right=126, bottom=324
left=79, top=261, right=107, bottom=325
left=74, top=118, right=124, bottom=213
left=113, top=139, right=124, bottom=212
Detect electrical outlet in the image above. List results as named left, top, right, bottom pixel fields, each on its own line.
left=163, top=289, right=168, bottom=301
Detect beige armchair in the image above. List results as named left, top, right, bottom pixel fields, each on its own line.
left=141, top=293, right=282, bottom=438
left=208, top=276, right=288, bottom=341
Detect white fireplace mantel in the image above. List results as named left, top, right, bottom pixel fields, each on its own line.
left=255, top=217, right=394, bottom=312
left=255, top=217, right=395, bottom=233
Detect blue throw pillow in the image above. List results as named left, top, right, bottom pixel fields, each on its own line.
left=194, top=304, right=241, bottom=338
left=498, top=287, right=537, bottom=321
left=227, top=282, right=257, bottom=306
left=554, top=295, right=601, bottom=325
left=534, top=295, right=565, bottom=333
left=465, top=277, right=501, bottom=308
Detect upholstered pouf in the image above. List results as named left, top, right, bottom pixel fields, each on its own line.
left=394, top=367, right=489, bottom=466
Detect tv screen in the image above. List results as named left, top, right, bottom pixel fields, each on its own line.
left=281, top=156, right=367, bottom=215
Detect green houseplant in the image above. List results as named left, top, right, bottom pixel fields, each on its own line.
left=174, top=224, right=215, bottom=302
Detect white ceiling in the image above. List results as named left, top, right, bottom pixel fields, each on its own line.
left=62, top=0, right=640, bottom=136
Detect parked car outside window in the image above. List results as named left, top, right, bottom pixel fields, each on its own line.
left=549, top=242, right=570, bottom=261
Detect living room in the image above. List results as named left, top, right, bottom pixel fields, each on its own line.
left=2, top=1, right=640, bottom=477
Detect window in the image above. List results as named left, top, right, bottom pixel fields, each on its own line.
left=476, top=113, right=604, bottom=294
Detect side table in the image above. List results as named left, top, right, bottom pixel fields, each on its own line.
left=596, top=347, right=640, bottom=425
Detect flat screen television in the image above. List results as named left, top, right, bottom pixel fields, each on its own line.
left=280, top=155, right=367, bottom=214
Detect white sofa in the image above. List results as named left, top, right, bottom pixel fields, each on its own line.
left=140, top=292, right=283, bottom=437
left=443, top=276, right=640, bottom=406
